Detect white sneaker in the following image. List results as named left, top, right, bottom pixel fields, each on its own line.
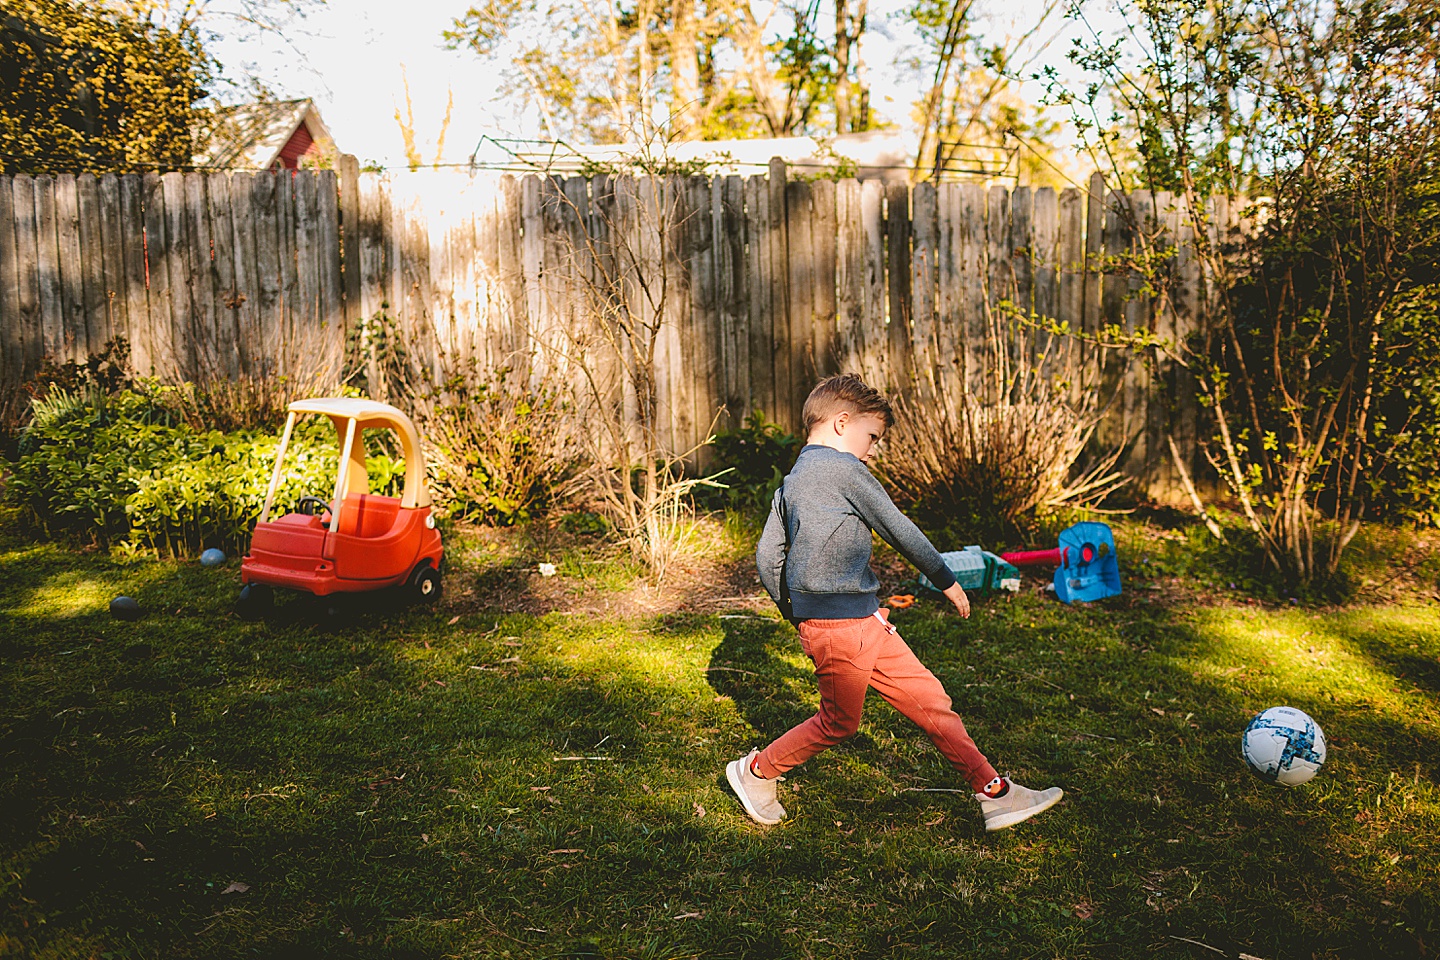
left=974, top=779, right=1063, bottom=831
left=726, top=749, right=787, bottom=825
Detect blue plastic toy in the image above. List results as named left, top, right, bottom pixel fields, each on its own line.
left=1001, top=521, right=1123, bottom=604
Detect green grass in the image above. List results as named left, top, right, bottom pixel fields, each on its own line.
left=1, top=520, right=1438, bottom=959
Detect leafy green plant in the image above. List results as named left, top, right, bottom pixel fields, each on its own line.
left=702, top=412, right=801, bottom=515
left=8, top=387, right=199, bottom=544
left=6, top=385, right=401, bottom=557
left=123, top=424, right=341, bottom=558
left=559, top=510, right=612, bottom=537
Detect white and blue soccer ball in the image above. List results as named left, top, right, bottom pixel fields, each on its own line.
left=1242, top=706, right=1327, bottom=786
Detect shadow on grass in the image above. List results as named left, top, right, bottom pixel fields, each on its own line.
left=0, top=543, right=808, bottom=959
left=2, top=536, right=1438, bottom=959
left=703, top=589, right=1440, bottom=959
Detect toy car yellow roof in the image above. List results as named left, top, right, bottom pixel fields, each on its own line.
left=285, top=397, right=430, bottom=508
left=288, top=397, right=416, bottom=427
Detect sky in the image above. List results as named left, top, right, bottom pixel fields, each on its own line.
left=204, top=0, right=1122, bottom=171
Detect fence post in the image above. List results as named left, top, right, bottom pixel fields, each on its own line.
left=885, top=180, right=911, bottom=394
left=339, top=155, right=362, bottom=340
left=0, top=177, right=19, bottom=388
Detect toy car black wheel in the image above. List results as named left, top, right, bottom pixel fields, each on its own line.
left=320, top=597, right=347, bottom=624
left=409, top=563, right=441, bottom=605
left=235, top=583, right=273, bottom=622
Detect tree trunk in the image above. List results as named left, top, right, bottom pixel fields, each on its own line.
left=670, top=0, right=701, bottom=136
left=853, top=0, right=870, bottom=131
left=835, top=0, right=852, bottom=133
left=834, top=0, right=869, bottom=133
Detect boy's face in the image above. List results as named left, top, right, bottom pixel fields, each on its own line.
left=830, top=411, right=887, bottom=464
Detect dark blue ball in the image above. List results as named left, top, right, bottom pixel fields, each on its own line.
left=109, top=596, right=141, bottom=621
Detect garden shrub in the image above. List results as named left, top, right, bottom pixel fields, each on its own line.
left=346, top=311, right=584, bottom=525
left=1, top=338, right=136, bottom=449
left=6, top=385, right=402, bottom=557
left=879, top=389, right=1125, bottom=549
left=423, top=370, right=581, bottom=524
left=8, top=387, right=200, bottom=544
left=702, top=412, right=801, bottom=516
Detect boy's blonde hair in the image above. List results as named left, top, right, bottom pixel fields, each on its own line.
left=801, top=374, right=895, bottom=437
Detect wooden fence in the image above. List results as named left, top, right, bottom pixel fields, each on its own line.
left=0, top=159, right=1240, bottom=498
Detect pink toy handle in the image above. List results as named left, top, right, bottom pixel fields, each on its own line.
left=1001, top=547, right=1063, bottom=567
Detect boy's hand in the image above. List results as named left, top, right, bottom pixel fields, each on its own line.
left=942, top=581, right=971, bottom=619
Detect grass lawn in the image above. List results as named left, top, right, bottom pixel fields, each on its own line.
left=1, top=517, right=1438, bottom=959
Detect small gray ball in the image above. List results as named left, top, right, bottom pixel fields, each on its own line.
left=110, top=596, right=141, bottom=621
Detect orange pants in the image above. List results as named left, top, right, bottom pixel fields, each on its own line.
left=754, top=610, right=999, bottom=792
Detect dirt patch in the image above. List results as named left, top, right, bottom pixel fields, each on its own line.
left=439, top=519, right=773, bottom=620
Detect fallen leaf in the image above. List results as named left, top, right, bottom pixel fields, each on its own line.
left=448, top=615, right=460, bottom=625
left=549, top=848, right=582, bottom=854
left=693, top=802, right=706, bottom=819
left=530, top=786, right=551, bottom=792
left=1150, top=707, right=1166, bottom=716
left=221, top=882, right=249, bottom=895
left=1073, top=902, right=1093, bottom=919
left=421, top=834, right=429, bottom=842
left=672, top=912, right=703, bottom=920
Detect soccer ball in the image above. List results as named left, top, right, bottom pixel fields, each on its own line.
left=1242, top=706, right=1327, bottom=786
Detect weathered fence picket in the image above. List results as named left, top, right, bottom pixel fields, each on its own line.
left=0, top=162, right=1231, bottom=500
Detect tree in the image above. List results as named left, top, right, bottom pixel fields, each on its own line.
left=110, top=0, right=327, bottom=92
left=1053, top=0, right=1440, bottom=587
left=0, top=0, right=209, bottom=173
left=445, top=0, right=849, bottom=142
left=909, top=0, right=1065, bottom=181
left=832, top=0, right=868, bottom=132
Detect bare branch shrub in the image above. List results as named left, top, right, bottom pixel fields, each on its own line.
left=346, top=306, right=584, bottom=524
left=549, top=146, right=723, bottom=580
left=879, top=315, right=1126, bottom=545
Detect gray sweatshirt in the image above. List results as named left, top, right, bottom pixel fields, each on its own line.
left=756, top=444, right=957, bottom=621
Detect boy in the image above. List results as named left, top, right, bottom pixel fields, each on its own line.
left=726, top=374, right=1063, bottom=832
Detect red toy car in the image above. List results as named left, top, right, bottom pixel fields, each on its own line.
left=236, top=398, right=443, bottom=620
